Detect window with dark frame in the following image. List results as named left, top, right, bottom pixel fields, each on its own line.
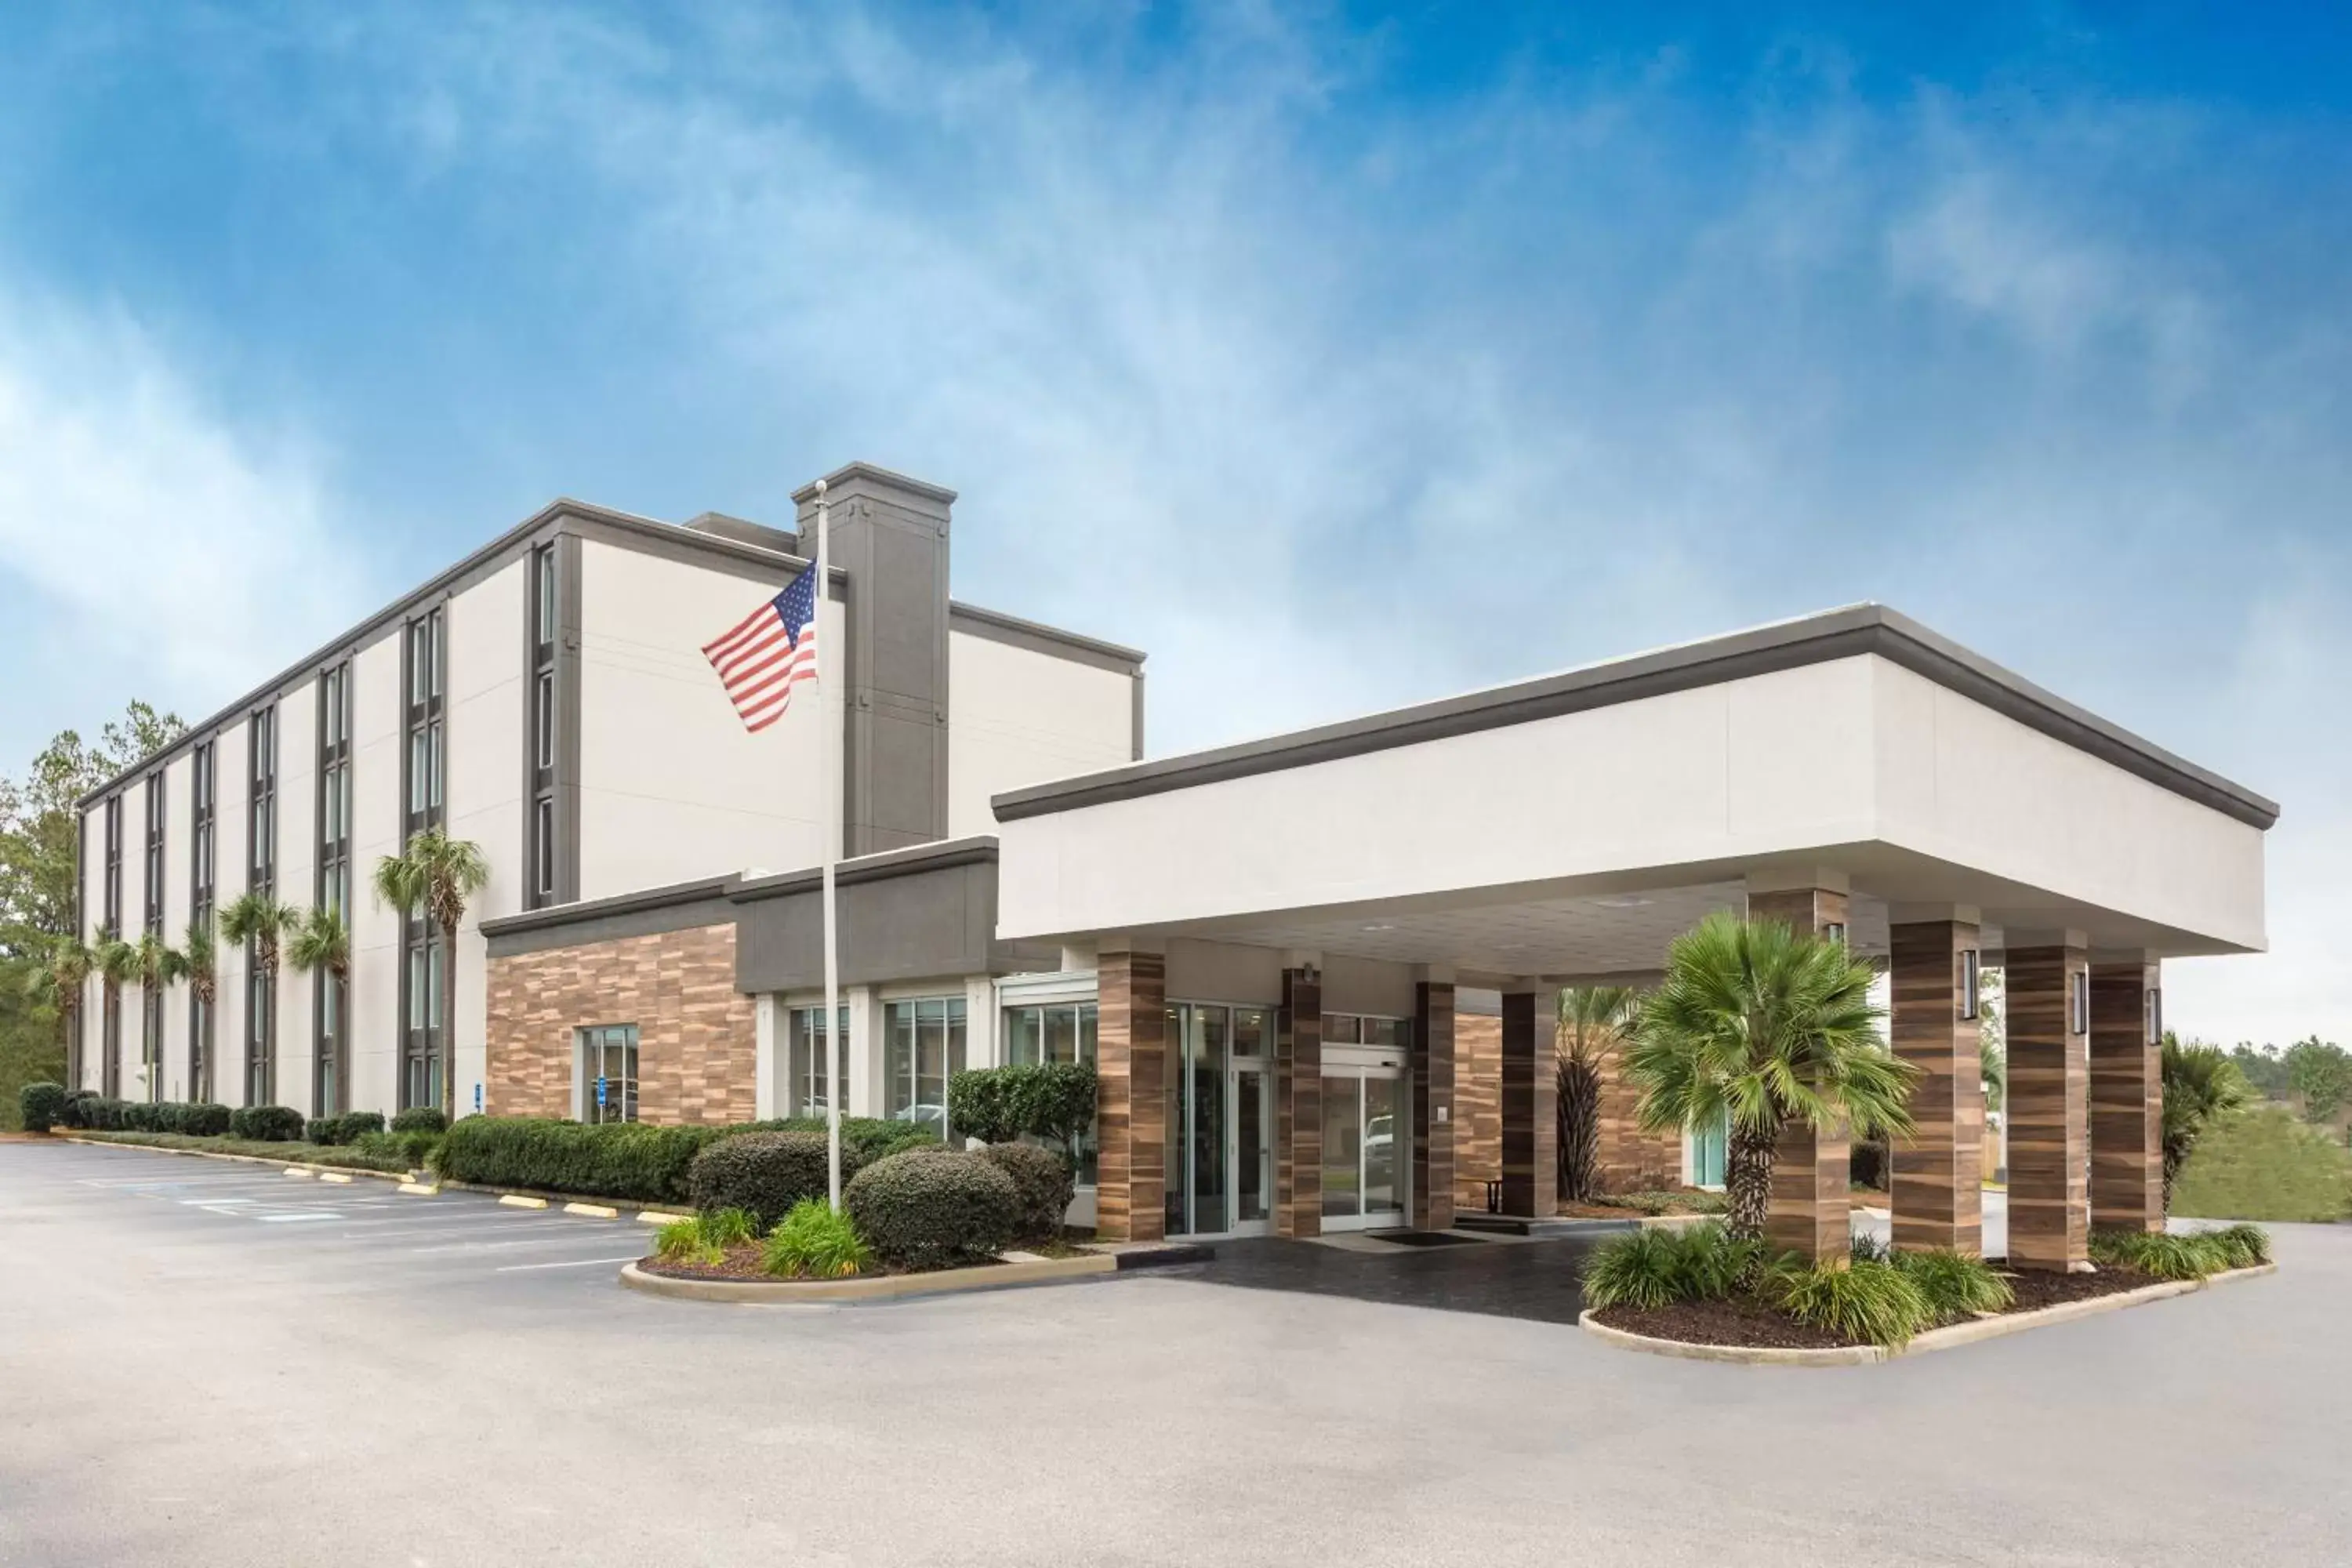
left=247, top=705, right=278, bottom=1107
left=579, top=1024, right=639, bottom=1123
left=314, top=663, right=353, bottom=1117
left=527, top=544, right=560, bottom=907
left=401, top=608, right=448, bottom=1110
left=189, top=740, right=216, bottom=1103
left=140, top=772, right=166, bottom=1101
left=788, top=1005, right=850, bottom=1119
left=98, top=795, right=122, bottom=1095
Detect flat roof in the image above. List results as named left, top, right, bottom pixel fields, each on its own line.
left=990, top=604, right=2280, bottom=831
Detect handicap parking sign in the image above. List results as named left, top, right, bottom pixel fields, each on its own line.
left=597, top=1076, right=608, bottom=1109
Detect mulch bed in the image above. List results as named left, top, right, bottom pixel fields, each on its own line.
left=637, top=1244, right=1014, bottom=1283
left=1593, top=1261, right=2169, bottom=1350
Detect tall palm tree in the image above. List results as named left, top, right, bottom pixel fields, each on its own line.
left=2160, top=1033, right=2249, bottom=1213
left=1556, top=985, right=1639, bottom=1205
left=373, top=829, right=489, bottom=1115
left=285, top=906, right=350, bottom=981
left=132, top=931, right=189, bottom=992
left=219, top=891, right=299, bottom=978
left=182, top=918, right=218, bottom=1007
left=24, top=938, right=96, bottom=1080
left=92, top=936, right=139, bottom=989
left=1624, top=911, right=1914, bottom=1245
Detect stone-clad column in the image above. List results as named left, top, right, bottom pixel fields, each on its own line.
left=2007, top=940, right=2090, bottom=1272
left=1749, top=883, right=1852, bottom=1264
left=1275, top=964, right=1323, bottom=1238
left=2090, top=959, right=2163, bottom=1234
left=1497, top=989, right=1557, bottom=1218
left=1094, top=947, right=1167, bottom=1243
left=1412, top=978, right=1457, bottom=1232
left=1889, top=919, right=1984, bottom=1256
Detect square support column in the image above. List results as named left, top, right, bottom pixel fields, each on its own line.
left=1498, top=989, right=1556, bottom=1219
left=2090, top=960, right=2163, bottom=1233
left=1275, top=965, right=1323, bottom=1238
left=1412, top=981, right=1456, bottom=1232
left=1750, top=884, right=1852, bottom=1264
left=1094, top=948, right=1167, bottom=1243
left=2007, top=942, right=2090, bottom=1272
left=1889, top=920, right=1984, bottom=1256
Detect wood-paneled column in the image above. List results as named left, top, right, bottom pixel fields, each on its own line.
left=1498, top=989, right=1557, bottom=1218
left=2090, top=960, right=2163, bottom=1234
left=1749, top=884, right=1853, bottom=1264
left=2007, top=941, right=2090, bottom=1271
left=1412, top=979, right=1457, bottom=1232
left=1274, top=964, right=1323, bottom=1238
left=1094, top=948, right=1167, bottom=1243
left=1889, top=920, right=1984, bottom=1256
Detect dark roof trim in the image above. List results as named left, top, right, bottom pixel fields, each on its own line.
left=75, top=499, right=821, bottom=811
left=480, top=873, right=739, bottom=941
left=992, top=604, right=2281, bottom=830
left=730, top=835, right=1000, bottom=904
left=948, top=601, right=1145, bottom=673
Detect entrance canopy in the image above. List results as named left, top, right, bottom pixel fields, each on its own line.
left=991, top=604, right=2274, bottom=980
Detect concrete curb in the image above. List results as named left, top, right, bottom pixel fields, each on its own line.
left=619, top=1251, right=1119, bottom=1304
left=54, top=1135, right=410, bottom=1185
left=1578, top=1262, right=2279, bottom=1367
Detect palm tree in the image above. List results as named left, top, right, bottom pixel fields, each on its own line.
left=133, top=931, right=189, bottom=992
left=373, top=829, right=489, bottom=1114
left=92, top=935, right=139, bottom=990
left=1556, top=985, right=1639, bottom=1205
left=220, top=892, right=299, bottom=978
left=285, top=906, right=350, bottom=981
left=2160, top=1033, right=2249, bottom=1213
left=182, top=918, right=218, bottom=1007
left=1624, top=911, right=1914, bottom=1245
left=24, top=937, right=95, bottom=1027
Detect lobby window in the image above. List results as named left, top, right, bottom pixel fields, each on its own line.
left=1322, top=1014, right=1413, bottom=1053
left=579, top=1025, right=639, bottom=1124
left=1004, top=1002, right=1097, bottom=1067
left=788, top=1005, right=849, bottom=1119
left=528, top=543, right=561, bottom=907
left=884, top=997, right=967, bottom=1138
left=1959, top=949, right=1981, bottom=1022
left=314, top=663, right=353, bottom=1117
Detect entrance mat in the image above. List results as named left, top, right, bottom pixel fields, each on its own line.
left=1368, top=1231, right=1489, bottom=1249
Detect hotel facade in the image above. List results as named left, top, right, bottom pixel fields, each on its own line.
left=77, top=461, right=2277, bottom=1269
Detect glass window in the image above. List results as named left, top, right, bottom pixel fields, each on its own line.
left=535, top=547, right=557, bottom=648
left=1323, top=1014, right=1361, bottom=1046
left=789, top=1005, right=849, bottom=1117
left=884, top=997, right=967, bottom=1138
left=535, top=799, right=555, bottom=895
left=580, top=1025, right=639, bottom=1123
left=1003, top=1002, right=1097, bottom=1066
left=535, top=671, right=555, bottom=767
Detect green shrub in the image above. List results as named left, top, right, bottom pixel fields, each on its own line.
left=307, top=1111, right=387, bottom=1146
left=390, top=1106, right=449, bottom=1135
left=1580, top=1222, right=1764, bottom=1310
left=944, top=1064, right=1098, bottom=1168
left=1890, top=1248, right=2013, bottom=1321
left=978, top=1142, right=1075, bottom=1241
left=2089, top=1228, right=2246, bottom=1281
left=228, top=1105, right=304, bottom=1142
left=433, top=1117, right=728, bottom=1202
left=764, top=1198, right=872, bottom=1278
left=2205, top=1222, right=2273, bottom=1269
left=1770, top=1258, right=1932, bottom=1348
left=17, top=1082, right=68, bottom=1133
left=180, top=1102, right=232, bottom=1138
left=946, top=1071, right=1022, bottom=1145
left=844, top=1147, right=1019, bottom=1270
left=354, top=1128, right=440, bottom=1167
left=652, top=1207, right=757, bottom=1265
left=688, top=1131, right=834, bottom=1229
left=2172, top=1106, right=2352, bottom=1223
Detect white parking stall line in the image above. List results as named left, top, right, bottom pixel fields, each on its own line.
left=406, top=1232, right=647, bottom=1256
left=493, top=1254, right=644, bottom=1272
left=258, top=1212, right=343, bottom=1224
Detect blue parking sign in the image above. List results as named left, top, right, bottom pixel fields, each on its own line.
left=597, top=1076, right=608, bottom=1109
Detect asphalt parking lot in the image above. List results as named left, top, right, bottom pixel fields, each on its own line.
left=5, top=1138, right=2349, bottom=1568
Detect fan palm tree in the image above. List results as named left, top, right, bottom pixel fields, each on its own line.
left=182, top=918, right=218, bottom=1007
left=372, top=829, right=489, bottom=1114
left=1556, top=985, right=1639, bottom=1205
left=24, top=936, right=96, bottom=1024
left=285, top=906, right=350, bottom=979
left=219, top=891, right=299, bottom=978
left=1624, top=911, right=1914, bottom=1245
left=91, top=935, right=140, bottom=989
left=132, top=931, right=188, bottom=991
left=2160, top=1033, right=2249, bottom=1213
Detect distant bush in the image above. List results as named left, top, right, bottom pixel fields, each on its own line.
left=180, top=1102, right=232, bottom=1137
left=78, top=1097, right=128, bottom=1131
left=354, top=1128, right=441, bottom=1167
left=2172, top=1106, right=2352, bottom=1223
left=2089, top=1225, right=2270, bottom=1281
left=228, top=1105, right=304, bottom=1142
left=307, top=1111, right=387, bottom=1147
left=977, top=1142, right=1074, bottom=1241
left=17, top=1083, right=67, bottom=1133
left=844, top=1148, right=1018, bottom=1270
left=764, top=1199, right=871, bottom=1279
left=390, top=1107, right=449, bottom=1136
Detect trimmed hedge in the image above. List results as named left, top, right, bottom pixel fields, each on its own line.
left=844, top=1147, right=1019, bottom=1270
left=433, top=1117, right=729, bottom=1203
left=18, top=1082, right=68, bottom=1132
left=309, top=1111, right=387, bottom=1146
left=229, top=1105, right=305, bottom=1142
left=178, top=1103, right=233, bottom=1137
left=354, top=1128, right=442, bottom=1167
left=688, top=1131, right=833, bottom=1230
left=978, top=1142, right=1074, bottom=1241
left=945, top=1063, right=1097, bottom=1166
left=390, top=1107, right=449, bottom=1135
left=70, top=1130, right=412, bottom=1173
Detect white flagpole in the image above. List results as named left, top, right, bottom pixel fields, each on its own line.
left=817, top=479, right=844, bottom=1210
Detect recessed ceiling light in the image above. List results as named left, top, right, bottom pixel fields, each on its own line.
left=1594, top=896, right=1653, bottom=909
left=1360, top=923, right=1396, bottom=932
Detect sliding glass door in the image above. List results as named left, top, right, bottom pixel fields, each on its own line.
left=1163, top=1002, right=1272, bottom=1239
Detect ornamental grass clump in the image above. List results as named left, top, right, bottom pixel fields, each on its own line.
left=1580, top=1222, right=1764, bottom=1311
left=2090, top=1225, right=2268, bottom=1281
left=2206, top=1222, right=2273, bottom=1269
left=1769, top=1257, right=1932, bottom=1348
left=1890, top=1247, right=2013, bottom=1323
left=655, top=1207, right=757, bottom=1266
left=763, top=1199, right=872, bottom=1279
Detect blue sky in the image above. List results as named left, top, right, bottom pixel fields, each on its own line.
left=3, top=2, right=2347, bottom=1044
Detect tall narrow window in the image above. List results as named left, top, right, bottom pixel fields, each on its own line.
left=527, top=544, right=561, bottom=908
left=314, top=663, right=353, bottom=1117
left=579, top=1025, right=639, bottom=1124
left=246, top=705, right=278, bottom=1107
left=401, top=610, right=447, bottom=1109
left=97, top=796, right=122, bottom=1094
left=140, top=773, right=165, bottom=1101
left=189, top=740, right=216, bottom=1103
left=883, top=997, right=968, bottom=1138
left=788, top=1005, right=850, bottom=1118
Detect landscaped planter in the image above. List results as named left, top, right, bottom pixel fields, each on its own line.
left=622, top=1250, right=1114, bottom=1302
left=1580, top=1262, right=2278, bottom=1366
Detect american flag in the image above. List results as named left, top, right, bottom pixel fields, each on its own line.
left=702, top=562, right=819, bottom=733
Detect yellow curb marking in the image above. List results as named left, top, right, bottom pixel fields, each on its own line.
left=498, top=1194, right=550, bottom=1210
left=636, top=1210, right=691, bottom=1226
left=318, top=1172, right=354, bottom=1185
left=283, top=1168, right=314, bottom=1179
left=564, top=1202, right=620, bottom=1219
left=397, top=1182, right=440, bottom=1196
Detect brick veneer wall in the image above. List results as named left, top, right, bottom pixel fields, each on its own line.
left=486, top=924, right=757, bottom=1126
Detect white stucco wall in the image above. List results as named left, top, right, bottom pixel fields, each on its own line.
left=996, top=652, right=2267, bottom=956
left=945, top=630, right=1135, bottom=839
left=214, top=717, right=251, bottom=1106
left=576, top=538, right=833, bottom=898
left=445, top=560, right=528, bottom=1116
left=347, top=634, right=405, bottom=1114
left=273, top=687, right=319, bottom=1114
left=158, top=752, right=193, bottom=1100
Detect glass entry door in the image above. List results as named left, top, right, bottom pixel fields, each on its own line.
left=1321, top=1055, right=1409, bottom=1231
left=1164, top=1003, right=1272, bottom=1238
